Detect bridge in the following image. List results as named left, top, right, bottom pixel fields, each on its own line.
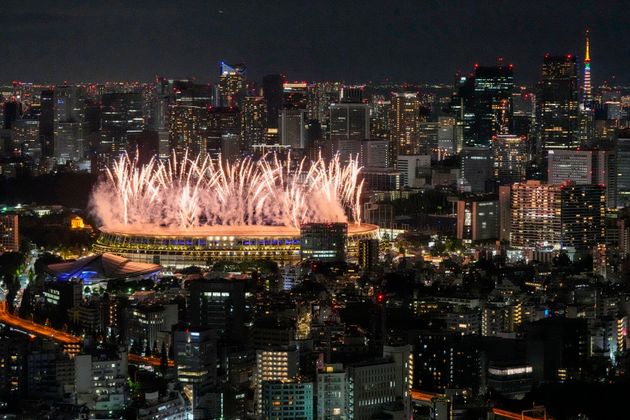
left=0, top=300, right=174, bottom=367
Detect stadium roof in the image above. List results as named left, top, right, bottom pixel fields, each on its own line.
left=46, top=253, right=161, bottom=280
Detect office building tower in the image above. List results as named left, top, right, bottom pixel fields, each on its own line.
left=100, top=92, right=144, bottom=154
left=347, top=358, right=398, bottom=419
left=492, top=134, right=527, bottom=184
left=168, top=105, right=205, bottom=157
left=12, top=118, right=41, bottom=161
left=307, top=81, right=341, bottom=123
left=75, top=349, right=129, bottom=413
left=361, top=168, right=402, bottom=192
left=340, top=85, right=365, bottom=103
left=617, top=132, right=630, bottom=207
left=411, top=331, right=479, bottom=392
left=547, top=149, right=592, bottom=184
left=536, top=54, right=579, bottom=151
left=39, top=89, right=54, bottom=157
left=560, top=183, right=606, bottom=252
left=282, top=82, right=309, bottom=110
left=460, top=147, right=493, bottom=192
left=263, top=74, right=285, bottom=129
left=300, top=222, right=348, bottom=262
left=218, top=61, right=246, bottom=107
left=456, top=197, right=499, bottom=242
left=0, top=214, right=19, bottom=252
left=317, top=364, right=350, bottom=419
left=189, top=279, right=246, bottom=343
left=437, top=116, right=457, bottom=156
left=205, top=107, right=241, bottom=158
left=329, top=102, right=370, bottom=161
left=360, top=139, right=390, bottom=168
left=241, top=96, right=267, bottom=149
left=525, top=318, right=588, bottom=383
left=261, top=380, right=314, bottom=420
left=397, top=155, right=430, bottom=188
left=383, top=344, right=414, bottom=419
left=279, top=108, right=307, bottom=149
left=548, top=148, right=617, bottom=208
left=390, top=92, right=422, bottom=156
left=358, top=239, right=379, bottom=272
left=173, top=327, right=218, bottom=419
left=255, top=348, right=299, bottom=416
left=54, top=121, right=84, bottom=163
left=127, top=303, right=177, bottom=353
left=454, top=62, right=514, bottom=148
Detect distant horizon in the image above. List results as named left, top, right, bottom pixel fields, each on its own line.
left=1, top=0, right=628, bottom=86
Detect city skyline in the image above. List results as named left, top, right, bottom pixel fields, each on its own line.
left=1, top=0, right=629, bottom=85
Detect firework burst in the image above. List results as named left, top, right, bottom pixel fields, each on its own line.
left=90, top=152, right=364, bottom=231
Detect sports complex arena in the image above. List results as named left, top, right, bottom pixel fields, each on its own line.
left=94, top=223, right=379, bottom=267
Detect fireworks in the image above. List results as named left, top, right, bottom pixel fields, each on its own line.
left=90, top=152, right=364, bottom=231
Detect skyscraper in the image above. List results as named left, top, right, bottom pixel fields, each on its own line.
left=536, top=54, right=579, bottom=152
left=262, top=74, right=285, bottom=129
left=329, top=102, right=370, bottom=161
left=390, top=92, right=422, bottom=156
left=218, top=62, right=246, bottom=107
left=240, top=96, right=267, bottom=149
left=454, top=62, right=514, bottom=148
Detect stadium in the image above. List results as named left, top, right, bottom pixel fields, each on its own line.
left=94, top=223, right=379, bottom=267
left=91, top=153, right=377, bottom=267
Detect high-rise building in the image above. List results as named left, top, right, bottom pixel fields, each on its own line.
left=360, top=139, right=390, bottom=169
left=0, top=214, right=19, bottom=253
left=383, top=344, right=414, bottom=419
left=347, top=358, right=398, bottom=419
left=390, top=92, right=422, bottom=156
left=456, top=197, right=499, bottom=242
left=454, top=63, right=514, bottom=148
left=329, top=103, right=370, bottom=161
left=460, top=147, right=493, bottom=192
left=536, top=55, right=579, bottom=152
left=173, top=327, right=218, bottom=419
left=218, top=62, right=246, bottom=107
left=397, top=155, right=431, bottom=188
left=254, top=348, right=299, bottom=416
left=189, top=279, right=246, bottom=343
left=279, top=108, right=307, bottom=149
left=241, top=96, right=267, bottom=149
left=54, top=121, right=84, bottom=163
left=317, top=364, right=350, bottom=419
left=560, top=183, right=606, bottom=252
left=261, top=380, right=314, bottom=420
left=358, top=239, right=379, bottom=272
left=300, top=223, right=348, bottom=262
left=75, top=349, right=129, bottom=413
left=617, top=133, right=630, bottom=207
left=492, top=134, right=527, bottom=184
left=506, top=180, right=605, bottom=251
left=547, top=148, right=617, bottom=208
left=168, top=105, right=205, bottom=157
left=100, top=92, right=144, bottom=155
left=509, top=181, right=562, bottom=248
left=262, top=74, right=285, bottom=130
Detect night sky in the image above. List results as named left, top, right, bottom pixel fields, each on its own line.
left=1, top=0, right=628, bottom=86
